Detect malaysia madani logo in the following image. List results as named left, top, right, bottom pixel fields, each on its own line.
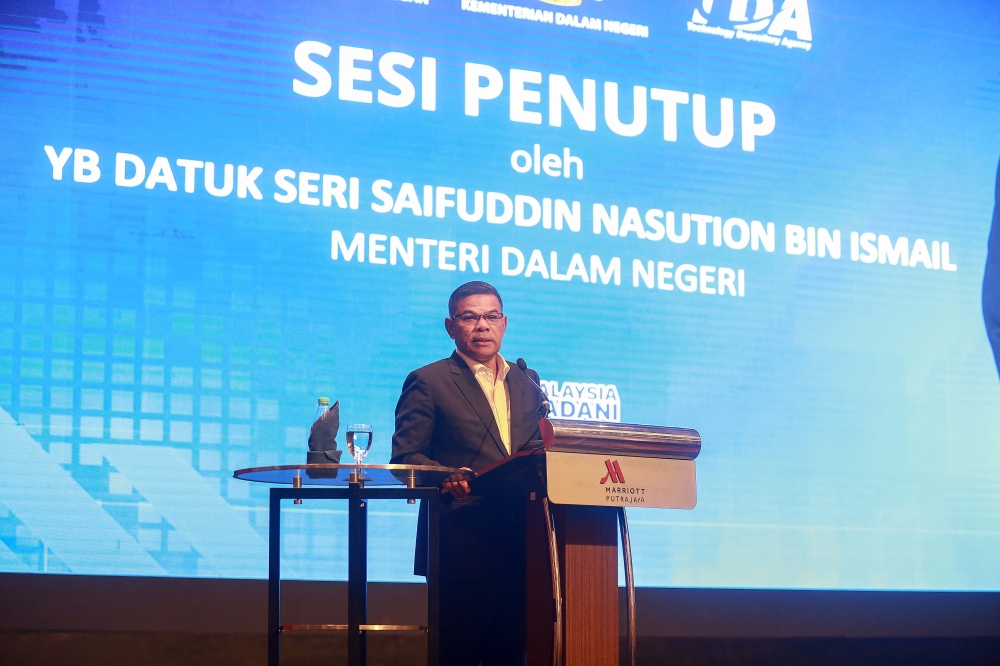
left=540, top=380, right=620, bottom=422
left=600, top=459, right=626, bottom=484
left=689, top=0, right=813, bottom=51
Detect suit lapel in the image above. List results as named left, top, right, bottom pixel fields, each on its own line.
left=506, top=365, right=536, bottom=453
left=449, top=352, right=507, bottom=458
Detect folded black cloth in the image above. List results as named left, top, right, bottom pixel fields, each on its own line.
left=307, top=400, right=343, bottom=464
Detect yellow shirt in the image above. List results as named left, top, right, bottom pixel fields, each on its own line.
left=456, top=350, right=512, bottom=454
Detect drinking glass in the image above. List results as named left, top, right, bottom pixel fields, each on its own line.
left=346, top=424, right=373, bottom=466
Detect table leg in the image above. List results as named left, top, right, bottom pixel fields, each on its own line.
left=348, top=482, right=368, bottom=666
left=426, top=493, right=440, bottom=666
left=268, top=489, right=281, bottom=666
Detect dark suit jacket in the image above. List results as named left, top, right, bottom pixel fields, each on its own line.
left=391, top=351, right=543, bottom=580
left=984, top=157, right=1000, bottom=378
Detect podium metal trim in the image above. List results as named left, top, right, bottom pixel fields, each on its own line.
left=543, top=498, right=563, bottom=666
left=618, top=508, right=636, bottom=666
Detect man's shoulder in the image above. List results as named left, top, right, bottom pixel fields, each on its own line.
left=406, top=355, right=461, bottom=382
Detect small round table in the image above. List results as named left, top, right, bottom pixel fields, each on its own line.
left=233, top=464, right=472, bottom=666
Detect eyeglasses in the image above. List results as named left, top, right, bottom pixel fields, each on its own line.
left=451, top=312, right=505, bottom=326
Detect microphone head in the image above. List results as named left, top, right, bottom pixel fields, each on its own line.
left=516, top=358, right=528, bottom=372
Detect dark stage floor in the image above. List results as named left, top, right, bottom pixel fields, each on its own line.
left=1, top=632, right=999, bottom=666
left=3, top=574, right=999, bottom=665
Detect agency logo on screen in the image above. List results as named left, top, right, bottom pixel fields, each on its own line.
left=688, top=0, right=812, bottom=51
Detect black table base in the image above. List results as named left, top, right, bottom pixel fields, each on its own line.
left=267, top=483, right=440, bottom=666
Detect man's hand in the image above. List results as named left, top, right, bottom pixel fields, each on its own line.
left=441, top=473, right=471, bottom=500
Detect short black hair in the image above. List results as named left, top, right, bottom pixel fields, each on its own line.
left=449, top=281, right=503, bottom=316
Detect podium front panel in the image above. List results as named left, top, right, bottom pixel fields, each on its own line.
left=545, top=452, right=697, bottom=509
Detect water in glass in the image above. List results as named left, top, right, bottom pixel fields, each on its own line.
left=346, top=424, right=372, bottom=465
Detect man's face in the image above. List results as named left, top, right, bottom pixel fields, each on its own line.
left=444, top=294, right=507, bottom=364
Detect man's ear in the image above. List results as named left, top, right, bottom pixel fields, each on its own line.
left=444, top=317, right=456, bottom=339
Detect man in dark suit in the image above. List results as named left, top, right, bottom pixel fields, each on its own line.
left=391, top=281, right=543, bottom=666
left=984, top=157, right=1000, bottom=378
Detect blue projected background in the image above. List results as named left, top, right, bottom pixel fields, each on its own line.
left=1, top=0, right=1000, bottom=590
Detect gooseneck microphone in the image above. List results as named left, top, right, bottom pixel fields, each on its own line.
left=516, top=358, right=552, bottom=419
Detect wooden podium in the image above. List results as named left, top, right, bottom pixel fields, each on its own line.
left=471, top=419, right=701, bottom=666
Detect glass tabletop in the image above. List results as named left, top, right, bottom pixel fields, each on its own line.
left=233, top=464, right=473, bottom=487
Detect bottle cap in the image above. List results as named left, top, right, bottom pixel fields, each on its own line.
left=318, top=397, right=330, bottom=406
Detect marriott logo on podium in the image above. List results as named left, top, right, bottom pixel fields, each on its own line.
left=600, top=459, right=626, bottom=484
left=600, top=459, right=647, bottom=503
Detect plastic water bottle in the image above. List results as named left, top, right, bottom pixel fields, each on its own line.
left=314, top=397, right=330, bottom=423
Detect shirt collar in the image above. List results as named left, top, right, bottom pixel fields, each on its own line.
left=456, top=349, right=509, bottom=382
